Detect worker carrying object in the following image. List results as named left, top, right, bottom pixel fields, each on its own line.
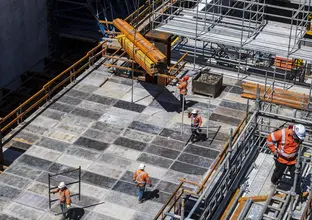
left=266, top=124, right=306, bottom=186
left=177, top=75, right=189, bottom=110
left=188, top=109, right=203, bottom=142
left=133, top=163, right=152, bottom=203
left=51, top=182, right=72, bottom=220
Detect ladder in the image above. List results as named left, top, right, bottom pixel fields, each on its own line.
left=260, top=185, right=291, bottom=220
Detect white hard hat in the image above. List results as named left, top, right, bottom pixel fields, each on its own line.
left=139, top=163, right=145, bottom=170
left=191, top=109, right=199, bottom=114
left=293, top=124, right=306, bottom=140
left=58, top=182, right=66, bottom=189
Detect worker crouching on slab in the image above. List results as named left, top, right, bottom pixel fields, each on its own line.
left=133, top=163, right=152, bottom=203
left=266, top=124, right=306, bottom=187
left=188, top=109, right=203, bottom=142
left=51, top=182, right=72, bottom=220
left=177, top=76, right=189, bottom=111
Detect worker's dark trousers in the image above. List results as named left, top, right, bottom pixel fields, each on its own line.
left=191, top=127, right=201, bottom=141
left=60, top=203, right=67, bottom=219
left=180, top=94, right=187, bottom=109
left=271, top=160, right=295, bottom=185
left=137, top=185, right=146, bottom=201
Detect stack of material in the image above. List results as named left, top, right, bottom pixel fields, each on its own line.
left=241, top=82, right=312, bottom=111
left=115, top=35, right=156, bottom=75
left=113, top=19, right=167, bottom=76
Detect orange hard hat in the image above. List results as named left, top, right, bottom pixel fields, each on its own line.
left=183, top=76, right=189, bottom=81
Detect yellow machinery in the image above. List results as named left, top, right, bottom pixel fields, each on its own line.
left=306, top=13, right=312, bottom=37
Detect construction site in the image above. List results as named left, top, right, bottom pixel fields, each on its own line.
left=0, top=0, right=312, bottom=219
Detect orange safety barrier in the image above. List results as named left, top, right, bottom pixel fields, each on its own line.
left=113, top=19, right=166, bottom=64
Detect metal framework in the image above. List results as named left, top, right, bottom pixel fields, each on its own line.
left=155, top=89, right=312, bottom=219
left=48, top=166, right=81, bottom=210
left=152, top=0, right=312, bottom=87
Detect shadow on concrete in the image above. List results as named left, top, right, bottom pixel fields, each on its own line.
left=144, top=189, right=160, bottom=201
left=138, top=81, right=180, bottom=112
left=66, top=207, right=85, bottom=220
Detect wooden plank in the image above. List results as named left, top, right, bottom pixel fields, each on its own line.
left=221, top=189, right=240, bottom=220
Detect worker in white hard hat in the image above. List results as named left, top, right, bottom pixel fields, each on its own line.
left=133, top=163, right=152, bottom=203
left=267, top=124, right=306, bottom=186
left=188, top=109, right=203, bottom=142
left=51, top=182, right=72, bottom=219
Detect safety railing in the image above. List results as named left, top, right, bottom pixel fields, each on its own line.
left=154, top=114, right=249, bottom=220
left=0, top=42, right=106, bottom=144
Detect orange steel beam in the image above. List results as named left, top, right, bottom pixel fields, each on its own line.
left=113, top=19, right=166, bottom=64
left=231, top=201, right=246, bottom=219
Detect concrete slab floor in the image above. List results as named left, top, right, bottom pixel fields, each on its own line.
left=0, top=64, right=247, bottom=219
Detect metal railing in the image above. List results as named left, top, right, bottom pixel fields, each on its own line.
left=0, top=42, right=106, bottom=166
left=154, top=114, right=249, bottom=220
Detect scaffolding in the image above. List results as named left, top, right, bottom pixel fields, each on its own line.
left=151, top=0, right=312, bottom=87
left=155, top=88, right=312, bottom=219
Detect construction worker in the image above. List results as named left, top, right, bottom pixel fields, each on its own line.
left=177, top=75, right=189, bottom=110
left=133, top=163, right=152, bottom=203
left=267, top=124, right=306, bottom=186
left=51, top=182, right=72, bottom=220
left=188, top=109, right=203, bottom=142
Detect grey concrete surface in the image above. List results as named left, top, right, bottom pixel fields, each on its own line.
left=0, top=0, right=48, bottom=88
left=0, top=60, right=249, bottom=219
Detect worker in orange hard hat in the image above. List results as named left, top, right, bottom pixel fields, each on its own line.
left=267, top=124, right=306, bottom=187
left=133, top=163, right=152, bottom=203
left=188, top=109, right=203, bottom=142
left=177, top=75, right=189, bottom=110
left=51, top=182, right=72, bottom=220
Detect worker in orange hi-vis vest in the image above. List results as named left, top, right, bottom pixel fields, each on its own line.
left=266, top=124, right=306, bottom=187
left=133, top=163, right=152, bottom=203
left=177, top=75, right=189, bottom=110
left=51, top=182, right=72, bottom=220
left=188, top=109, right=203, bottom=142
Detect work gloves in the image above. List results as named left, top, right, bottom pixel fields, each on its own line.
left=66, top=204, right=71, bottom=209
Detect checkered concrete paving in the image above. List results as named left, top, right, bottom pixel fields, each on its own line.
left=0, top=62, right=248, bottom=220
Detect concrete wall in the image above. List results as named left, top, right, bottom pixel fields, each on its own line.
left=0, top=0, right=48, bottom=88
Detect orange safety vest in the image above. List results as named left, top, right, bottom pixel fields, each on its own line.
left=58, top=188, right=71, bottom=205
left=266, top=128, right=299, bottom=165
left=177, top=81, right=188, bottom=95
left=133, top=170, right=151, bottom=186
left=190, top=115, right=203, bottom=127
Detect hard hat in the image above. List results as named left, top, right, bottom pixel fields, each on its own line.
left=293, top=124, right=306, bottom=140
left=139, top=163, right=145, bottom=170
left=191, top=109, right=199, bottom=114
left=183, top=76, right=189, bottom=81
left=58, top=182, right=66, bottom=189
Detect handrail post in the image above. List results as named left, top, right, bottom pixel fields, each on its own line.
left=79, top=166, right=81, bottom=201
left=48, top=173, right=51, bottom=209
left=0, top=118, right=4, bottom=171
left=181, top=189, right=185, bottom=220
